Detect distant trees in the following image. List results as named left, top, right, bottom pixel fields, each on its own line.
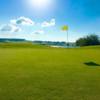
left=76, top=34, right=100, bottom=46
left=33, top=41, right=67, bottom=46
left=0, top=38, right=26, bottom=42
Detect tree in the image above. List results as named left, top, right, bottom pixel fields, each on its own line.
left=76, top=34, right=100, bottom=46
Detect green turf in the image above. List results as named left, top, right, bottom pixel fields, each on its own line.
left=0, top=43, right=100, bottom=100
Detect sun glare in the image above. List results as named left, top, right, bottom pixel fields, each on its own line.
left=26, top=0, right=55, bottom=13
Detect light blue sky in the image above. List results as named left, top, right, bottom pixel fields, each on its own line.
left=0, top=0, right=100, bottom=42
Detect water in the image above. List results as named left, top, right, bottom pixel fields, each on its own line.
left=50, top=45, right=79, bottom=48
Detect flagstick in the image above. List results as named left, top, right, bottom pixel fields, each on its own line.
left=67, top=30, right=69, bottom=48
left=62, top=25, right=69, bottom=47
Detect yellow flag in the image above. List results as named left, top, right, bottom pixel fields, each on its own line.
left=62, top=25, right=69, bottom=31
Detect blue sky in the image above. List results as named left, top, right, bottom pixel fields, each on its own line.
left=0, top=0, right=100, bottom=42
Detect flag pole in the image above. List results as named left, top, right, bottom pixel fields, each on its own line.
left=67, top=30, right=69, bottom=47
left=61, top=25, right=69, bottom=47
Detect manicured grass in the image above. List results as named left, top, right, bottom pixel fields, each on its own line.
left=0, top=43, right=100, bottom=100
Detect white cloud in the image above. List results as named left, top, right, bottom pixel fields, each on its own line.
left=41, top=19, right=55, bottom=27
left=0, top=24, right=21, bottom=32
left=32, top=30, right=45, bottom=35
left=10, top=16, right=35, bottom=26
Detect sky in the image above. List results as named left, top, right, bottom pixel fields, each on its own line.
left=0, top=0, right=100, bottom=42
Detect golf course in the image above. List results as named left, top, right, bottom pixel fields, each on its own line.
left=0, top=43, right=100, bottom=100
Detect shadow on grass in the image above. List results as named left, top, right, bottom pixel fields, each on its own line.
left=84, top=61, right=100, bottom=66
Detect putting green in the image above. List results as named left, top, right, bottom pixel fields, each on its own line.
left=0, top=43, right=100, bottom=100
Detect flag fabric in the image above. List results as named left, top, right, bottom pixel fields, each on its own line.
left=62, top=25, right=69, bottom=31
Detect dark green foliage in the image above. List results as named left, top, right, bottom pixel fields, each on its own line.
left=76, top=34, right=100, bottom=46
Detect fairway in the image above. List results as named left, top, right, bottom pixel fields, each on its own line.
left=0, top=45, right=100, bottom=100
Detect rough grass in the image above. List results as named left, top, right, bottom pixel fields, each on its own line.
left=0, top=42, right=49, bottom=48
left=0, top=43, right=100, bottom=100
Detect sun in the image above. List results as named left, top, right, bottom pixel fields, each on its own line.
left=29, top=0, right=51, bottom=8
left=26, top=0, right=55, bottom=12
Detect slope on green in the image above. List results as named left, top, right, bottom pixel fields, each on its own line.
left=0, top=44, right=100, bottom=100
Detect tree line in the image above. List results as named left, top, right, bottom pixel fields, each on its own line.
left=76, top=34, right=100, bottom=46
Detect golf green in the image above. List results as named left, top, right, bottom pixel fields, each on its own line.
left=0, top=43, right=100, bottom=100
